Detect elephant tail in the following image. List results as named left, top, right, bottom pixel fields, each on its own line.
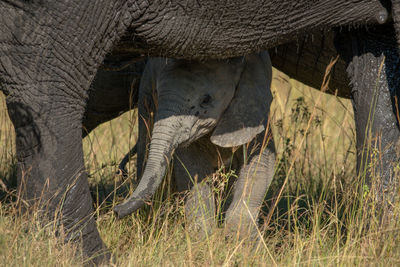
left=117, top=144, right=137, bottom=177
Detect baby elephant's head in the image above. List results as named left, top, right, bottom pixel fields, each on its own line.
left=154, top=51, right=272, bottom=147
left=114, top=52, right=272, bottom=218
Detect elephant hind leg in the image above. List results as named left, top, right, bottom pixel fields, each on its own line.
left=225, top=134, right=276, bottom=239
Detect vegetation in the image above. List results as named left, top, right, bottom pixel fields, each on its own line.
left=0, top=69, right=399, bottom=266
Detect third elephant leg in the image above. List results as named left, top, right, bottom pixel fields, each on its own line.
left=336, top=25, right=400, bottom=209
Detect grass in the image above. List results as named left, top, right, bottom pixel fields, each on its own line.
left=0, top=68, right=400, bottom=266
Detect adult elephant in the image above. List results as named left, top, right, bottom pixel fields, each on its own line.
left=0, top=0, right=399, bottom=264
left=83, top=56, right=145, bottom=136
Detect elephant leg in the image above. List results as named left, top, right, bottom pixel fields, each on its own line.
left=0, top=2, right=141, bottom=263
left=335, top=25, right=400, bottom=209
left=174, top=141, right=218, bottom=236
left=225, top=132, right=276, bottom=239
left=6, top=98, right=108, bottom=263
left=82, top=56, right=146, bottom=136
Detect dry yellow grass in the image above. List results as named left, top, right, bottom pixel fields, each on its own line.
left=0, top=69, right=399, bottom=266
left=271, top=69, right=355, bottom=176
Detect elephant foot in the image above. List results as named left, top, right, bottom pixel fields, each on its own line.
left=184, top=183, right=216, bottom=238
left=80, top=230, right=111, bottom=266
left=224, top=204, right=260, bottom=241
left=82, top=248, right=111, bottom=267
left=63, top=201, right=111, bottom=266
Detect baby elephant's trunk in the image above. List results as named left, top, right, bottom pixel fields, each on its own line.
left=114, top=122, right=176, bottom=218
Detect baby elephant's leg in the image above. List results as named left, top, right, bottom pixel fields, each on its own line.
left=225, top=134, right=276, bottom=238
left=174, top=142, right=218, bottom=236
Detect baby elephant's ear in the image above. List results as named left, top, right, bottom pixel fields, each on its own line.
left=210, top=51, right=272, bottom=147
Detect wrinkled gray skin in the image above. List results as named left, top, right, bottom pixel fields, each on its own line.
left=83, top=56, right=145, bottom=136
left=114, top=52, right=276, bottom=238
left=0, top=0, right=400, bottom=264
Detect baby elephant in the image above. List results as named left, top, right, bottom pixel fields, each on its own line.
left=114, top=52, right=275, bottom=238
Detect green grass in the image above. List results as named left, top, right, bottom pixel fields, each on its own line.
left=1, top=69, right=400, bottom=266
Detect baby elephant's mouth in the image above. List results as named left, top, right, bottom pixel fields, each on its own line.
left=182, top=119, right=216, bottom=147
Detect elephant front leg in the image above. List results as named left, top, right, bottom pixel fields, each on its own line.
left=225, top=135, right=276, bottom=239
left=174, top=142, right=217, bottom=237
left=0, top=1, right=139, bottom=263
left=336, top=26, right=400, bottom=212
left=6, top=97, right=109, bottom=264
left=184, top=182, right=216, bottom=237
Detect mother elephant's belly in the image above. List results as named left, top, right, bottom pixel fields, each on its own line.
left=113, top=0, right=388, bottom=60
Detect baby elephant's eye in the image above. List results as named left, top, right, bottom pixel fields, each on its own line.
left=200, top=94, right=212, bottom=108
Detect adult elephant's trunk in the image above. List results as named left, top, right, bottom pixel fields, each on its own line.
left=114, top=119, right=178, bottom=218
